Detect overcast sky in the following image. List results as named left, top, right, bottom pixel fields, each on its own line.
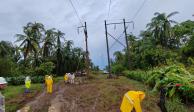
left=0, top=0, right=194, bottom=69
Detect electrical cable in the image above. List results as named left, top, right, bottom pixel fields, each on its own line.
left=107, top=0, right=112, bottom=19
left=109, top=0, right=148, bottom=50
left=68, top=0, right=83, bottom=26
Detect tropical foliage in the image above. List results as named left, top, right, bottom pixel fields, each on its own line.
left=111, top=12, right=194, bottom=71
left=124, top=65, right=194, bottom=102
left=111, top=12, right=194, bottom=103
left=0, top=22, right=94, bottom=79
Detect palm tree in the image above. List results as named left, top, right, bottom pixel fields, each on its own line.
left=55, top=30, right=65, bottom=75
left=72, top=47, right=85, bottom=71
left=113, top=51, right=123, bottom=63
left=16, top=22, right=44, bottom=66
left=147, top=12, right=179, bottom=48
left=26, top=22, right=44, bottom=43
left=64, top=40, right=73, bottom=52
left=42, top=29, right=56, bottom=58
left=0, top=41, right=14, bottom=58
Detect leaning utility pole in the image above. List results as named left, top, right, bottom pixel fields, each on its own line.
left=78, top=22, right=90, bottom=76
left=123, top=19, right=130, bottom=67
left=104, top=20, right=111, bottom=78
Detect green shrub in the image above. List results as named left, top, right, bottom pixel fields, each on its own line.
left=0, top=58, right=16, bottom=77
left=124, top=65, right=194, bottom=102
left=166, top=96, right=188, bottom=112
left=123, top=70, right=148, bottom=82
left=6, top=76, right=44, bottom=85
left=111, top=64, right=126, bottom=74
left=35, top=62, right=55, bottom=76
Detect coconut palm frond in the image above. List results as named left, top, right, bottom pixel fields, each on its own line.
left=167, top=11, right=179, bottom=18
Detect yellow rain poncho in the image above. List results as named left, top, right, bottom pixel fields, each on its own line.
left=64, top=73, right=68, bottom=82
left=120, top=91, right=145, bottom=112
left=25, top=81, right=31, bottom=89
left=46, top=76, right=53, bottom=93
left=45, top=75, right=49, bottom=85
left=25, top=76, right=31, bottom=89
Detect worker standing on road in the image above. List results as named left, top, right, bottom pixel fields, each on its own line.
left=120, top=91, right=145, bottom=112
left=64, top=73, right=69, bottom=83
left=46, top=75, right=53, bottom=94
left=25, top=76, right=31, bottom=93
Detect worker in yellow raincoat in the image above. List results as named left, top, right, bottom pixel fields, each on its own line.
left=25, top=76, right=31, bottom=93
left=46, top=75, right=53, bottom=93
left=64, top=73, right=68, bottom=83
left=45, top=75, right=49, bottom=85
left=120, top=91, right=145, bottom=112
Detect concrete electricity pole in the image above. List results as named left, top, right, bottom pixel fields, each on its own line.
left=104, top=19, right=134, bottom=75
left=78, top=22, right=90, bottom=76
left=104, top=20, right=112, bottom=78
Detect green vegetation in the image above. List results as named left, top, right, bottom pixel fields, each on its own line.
left=0, top=22, right=99, bottom=85
left=110, top=12, right=194, bottom=71
left=6, top=76, right=44, bottom=85
left=1, top=84, right=42, bottom=112
left=0, top=22, right=92, bottom=77
left=124, top=65, right=194, bottom=102
left=109, top=12, right=194, bottom=107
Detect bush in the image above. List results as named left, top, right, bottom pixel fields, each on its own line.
left=111, top=64, right=126, bottom=74
left=123, top=70, right=148, bottom=82
left=124, top=65, right=194, bottom=102
left=6, top=76, right=44, bottom=85
left=0, top=58, right=16, bottom=77
left=166, top=96, right=188, bottom=112
left=35, top=62, right=55, bottom=76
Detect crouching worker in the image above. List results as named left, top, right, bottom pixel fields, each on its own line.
left=46, top=75, right=53, bottom=94
left=25, top=76, right=31, bottom=93
left=120, top=91, right=145, bottom=112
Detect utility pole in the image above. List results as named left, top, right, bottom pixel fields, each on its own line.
left=105, top=20, right=111, bottom=78
left=123, top=19, right=130, bottom=68
left=104, top=19, right=134, bottom=72
left=78, top=22, right=90, bottom=76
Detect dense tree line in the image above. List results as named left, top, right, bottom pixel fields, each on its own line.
left=111, top=12, right=194, bottom=73
left=0, top=22, right=97, bottom=77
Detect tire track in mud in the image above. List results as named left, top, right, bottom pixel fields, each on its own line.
left=18, top=82, right=63, bottom=112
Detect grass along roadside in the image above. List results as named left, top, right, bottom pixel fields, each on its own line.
left=1, top=84, right=42, bottom=112
left=0, top=76, right=64, bottom=112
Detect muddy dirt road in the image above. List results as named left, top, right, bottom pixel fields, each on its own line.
left=18, top=75, right=161, bottom=112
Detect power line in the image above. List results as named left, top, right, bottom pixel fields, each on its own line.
left=107, top=0, right=112, bottom=19
left=68, top=0, right=83, bottom=25
left=109, top=0, right=148, bottom=49
left=131, top=0, right=148, bottom=20
left=109, top=21, right=134, bottom=50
